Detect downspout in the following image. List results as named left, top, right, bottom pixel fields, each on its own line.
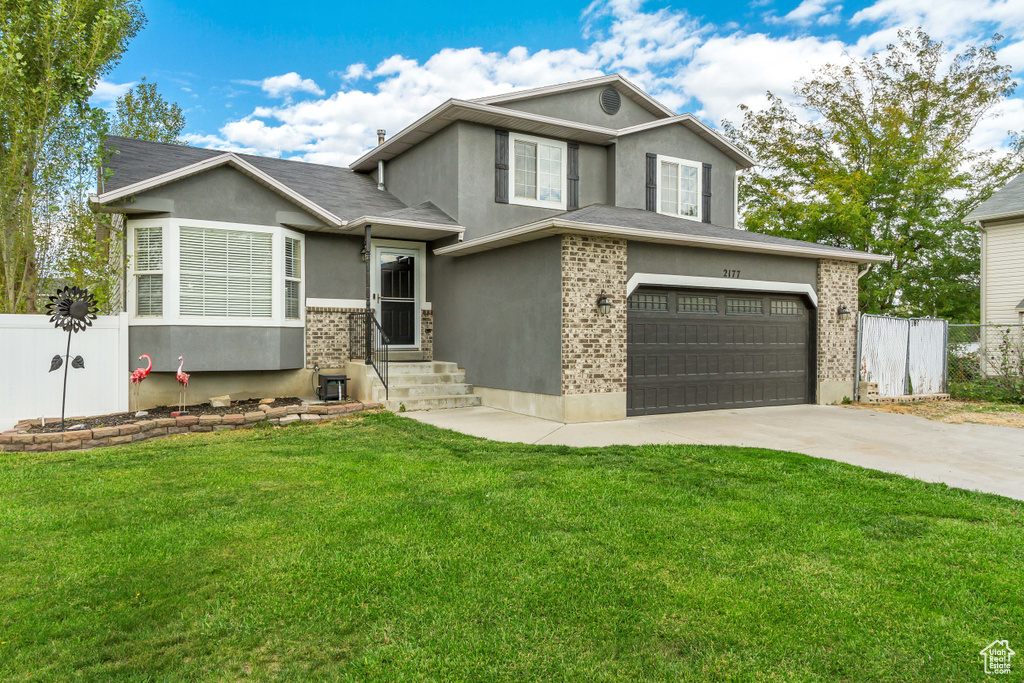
left=365, top=224, right=372, bottom=363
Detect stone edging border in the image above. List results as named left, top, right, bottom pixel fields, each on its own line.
left=0, top=401, right=383, bottom=453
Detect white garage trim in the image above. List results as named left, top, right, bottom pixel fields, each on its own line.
left=627, top=273, right=818, bottom=308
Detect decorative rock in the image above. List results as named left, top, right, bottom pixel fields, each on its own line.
left=68, top=423, right=87, bottom=431
left=134, top=411, right=148, bottom=418
left=258, top=404, right=272, bottom=412
left=210, top=395, right=232, bottom=408
left=259, top=398, right=275, bottom=404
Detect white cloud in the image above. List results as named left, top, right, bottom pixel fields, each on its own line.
left=768, top=0, right=843, bottom=26
left=89, top=79, right=134, bottom=105
left=190, top=0, right=1024, bottom=167
left=257, top=72, right=325, bottom=98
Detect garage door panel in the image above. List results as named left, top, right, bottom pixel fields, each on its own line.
left=627, top=288, right=811, bottom=416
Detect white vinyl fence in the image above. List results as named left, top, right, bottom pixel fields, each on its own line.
left=0, top=314, right=128, bottom=430
left=857, top=314, right=948, bottom=398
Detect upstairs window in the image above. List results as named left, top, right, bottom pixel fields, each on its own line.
left=510, top=133, right=567, bottom=210
left=657, top=154, right=701, bottom=220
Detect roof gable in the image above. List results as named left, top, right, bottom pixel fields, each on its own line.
left=471, top=74, right=675, bottom=119
left=966, top=172, right=1024, bottom=222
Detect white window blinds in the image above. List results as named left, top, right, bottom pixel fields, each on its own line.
left=284, top=236, right=301, bottom=320
left=135, top=226, right=163, bottom=317
left=179, top=226, right=273, bottom=318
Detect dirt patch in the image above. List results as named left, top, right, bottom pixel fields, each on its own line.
left=854, top=400, right=1024, bottom=430
left=26, top=397, right=355, bottom=433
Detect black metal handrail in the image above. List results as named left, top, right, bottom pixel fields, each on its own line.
left=367, top=310, right=389, bottom=399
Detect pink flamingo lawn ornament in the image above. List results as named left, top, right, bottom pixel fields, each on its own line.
left=129, top=353, right=152, bottom=412
left=175, top=355, right=190, bottom=412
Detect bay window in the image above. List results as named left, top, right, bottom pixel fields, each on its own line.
left=510, top=133, right=567, bottom=209
left=657, top=154, right=701, bottom=220
left=129, top=219, right=304, bottom=326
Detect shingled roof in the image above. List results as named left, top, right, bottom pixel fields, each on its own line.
left=965, top=172, right=1024, bottom=222
left=101, top=136, right=417, bottom=222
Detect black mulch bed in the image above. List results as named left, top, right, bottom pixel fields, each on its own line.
left=25, top=397, right=355, bottom=433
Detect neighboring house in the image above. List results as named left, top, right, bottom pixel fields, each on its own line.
left=91, top=74, right=889, bottom=422
left=965, top=173, right=1024, bottom=327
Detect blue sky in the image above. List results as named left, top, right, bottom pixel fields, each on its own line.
left=93, top=0, right=1024, bottom=166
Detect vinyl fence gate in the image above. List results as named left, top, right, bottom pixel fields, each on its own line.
left=855, top=314, right=949, bottom=400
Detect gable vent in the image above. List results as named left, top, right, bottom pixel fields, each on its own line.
left=600, top=86, right=621, bottom=115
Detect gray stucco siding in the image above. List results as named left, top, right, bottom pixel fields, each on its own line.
left=304, top=232, right=366, bottom=300
left=498, top=86, right=662, bottom=129
left=627, top=242, right=818, bottom=293
left=129, top=325, right=304, bottom=372
left=455, top=122, right=609, bottom=239
left=381, top=123, right=460, bottom=222
left=429, top=236, right=562, bottom=395
left=615, top=126, right=739, bottom=228
left=124, top=165, right=327, bottom=228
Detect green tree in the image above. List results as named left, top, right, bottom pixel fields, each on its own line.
left=0, top=0, right=144, bottom=313
left=724, top=29, right=1024, bottom=322
left=108, top=76, right=185, bottom=143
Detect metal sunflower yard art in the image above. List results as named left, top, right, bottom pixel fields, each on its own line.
left=45, top=286, right=99, bottom=431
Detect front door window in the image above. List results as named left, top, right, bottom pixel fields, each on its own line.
left=379, top=252, right=416, bottom=346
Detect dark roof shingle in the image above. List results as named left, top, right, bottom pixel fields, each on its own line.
left=965, top=172, right=1024, bottom=222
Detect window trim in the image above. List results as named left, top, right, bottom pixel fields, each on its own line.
left=127, top=218, right=304, bottom=328
left=284, top=236, right=303, bottom=321
left=508, top=132, right=568, bottom=210
left=132, top=224, right=164, bottom=318
left=656, top=154, right=702, bottom=222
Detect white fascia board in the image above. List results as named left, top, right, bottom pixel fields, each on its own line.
left=616, top=115, right=756, bottom=169
left=434, top=217, right=892, bottom=263
left=345, top=215, right=465, bottom=238
left=627, top=273, right=818, bottom=308
left=93, top=153, right=346, bottom=228
left=470, top=73, right=677, bottom=118
left=350, top=100, right=620, bottom=171
left=965, top=209, right=1024, bottom=224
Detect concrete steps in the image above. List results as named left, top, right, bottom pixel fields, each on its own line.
left=373, top=360, right=480, bottom=412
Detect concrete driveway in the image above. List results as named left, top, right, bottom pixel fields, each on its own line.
left=406, top=404, right=1024, bottom=501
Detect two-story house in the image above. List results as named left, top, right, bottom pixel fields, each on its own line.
left=91, top=74, right=889, bottom=422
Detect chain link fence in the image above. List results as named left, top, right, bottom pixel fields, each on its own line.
left=947, top=323, right=1024, bottom=402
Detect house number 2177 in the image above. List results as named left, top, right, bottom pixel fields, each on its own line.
left=723, top=269, right=741, bottom=278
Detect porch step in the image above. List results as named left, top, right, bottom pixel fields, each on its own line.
left=370, top=360, right=478, bottom=412
left=383, top=394, right=482, bottom=412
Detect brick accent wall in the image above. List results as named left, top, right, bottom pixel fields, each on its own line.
left=305, top=306, right=434, bottom=368
left=560, top=234, right=627, bottom=395
left=305, top=307, right=364, bottom=368
left=421, top=309, right=434, bottom=361
left=816, top=259, right=859, bottom=383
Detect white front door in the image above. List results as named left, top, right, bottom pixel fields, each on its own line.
left=371, top=243, right=421, bottom=349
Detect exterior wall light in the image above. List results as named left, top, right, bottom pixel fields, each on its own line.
left=837, top=304, right=852, bottom=321
left=360, top=244, right=370, bottom=262
left=596, top=291, right=612, bottom=316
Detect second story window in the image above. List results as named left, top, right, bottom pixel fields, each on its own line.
left=657, top=154, right=701, bottom=220
left=510, top=133, right=567, bottom=210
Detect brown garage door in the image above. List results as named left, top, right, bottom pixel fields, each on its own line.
left=627, top=288, right=813, bottom=416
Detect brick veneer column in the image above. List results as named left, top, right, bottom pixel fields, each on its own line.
left=560, top=234, right=627, bottom=395
left=816, top=259, right=859, bottom=396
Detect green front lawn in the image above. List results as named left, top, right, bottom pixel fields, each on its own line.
left=1, top=413, right=1020, bottom=681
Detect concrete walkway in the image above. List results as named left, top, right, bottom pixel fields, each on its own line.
left=406, top=404, right=1024, bottom=501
